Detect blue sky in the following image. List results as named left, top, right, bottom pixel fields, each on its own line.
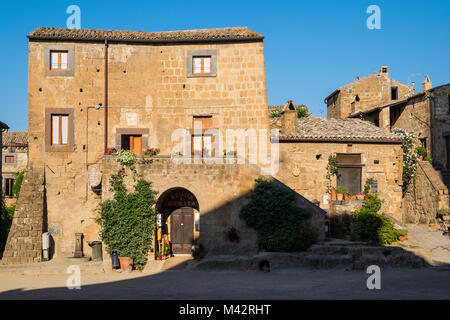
left=0, top=0, right=449, bottom=131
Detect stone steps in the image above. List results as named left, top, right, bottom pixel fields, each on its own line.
left=187, top=242, right=428, bottom=271
left=0, top=259, right=104, bottom=275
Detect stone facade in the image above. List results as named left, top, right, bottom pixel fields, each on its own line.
left=326, top=66, right=413, bottom=120
left=404, top=161, right=449, bottom=224
left=2, top=131, right=28, bottom=207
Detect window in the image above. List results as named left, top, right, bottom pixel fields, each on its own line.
left=50, top=51, right=68, bottom=70
left=351, top=102, right=356, bottom=114
left=51, top=115, right=69, bottom=145
left=391, top=87, right=398, bottom=100
left=192, top=116, right=214, bottom=157
left=4, top=178, right=14, bottom=198
left=4, top=156, right=15, bottom=164
left=336, top=154, right=363, bottom=195
left=121, top=135, right=142, bottom=155
left=193, top=56, right=212, bottom=75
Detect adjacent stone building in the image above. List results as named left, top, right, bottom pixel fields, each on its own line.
left=2, top=131, right=28, bottom=207
left=326, top=66, right=450, bottom=224
left=0, top=122, right=10, bottom=198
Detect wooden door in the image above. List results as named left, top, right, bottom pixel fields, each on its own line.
left=129, top=135, right=142, bottom=155
left=447, top=137, right=450, bottom=169
left=170, top=208, right=194, bottom=254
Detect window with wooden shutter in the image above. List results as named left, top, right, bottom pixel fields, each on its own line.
left=51, top=114, right=69, bottom=145
left=4, top=156, right=15, bottom=164
left=193, top=56, right=212, bottom=74
left=50, top=51, right=69, bottom=70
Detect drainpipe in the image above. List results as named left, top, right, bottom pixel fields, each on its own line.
left=104, top=40, right=109, bottom=151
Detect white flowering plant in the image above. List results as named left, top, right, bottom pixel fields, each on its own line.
left=116, top=149, right=137, bottom=167
left=391, top=128, right=418, bottom=191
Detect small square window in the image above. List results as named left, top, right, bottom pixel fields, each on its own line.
left=4, top=156, right=15, bottom=164
left=50, top=51, right=68, bottom=70
left=193, top=56, right=212, bottom=75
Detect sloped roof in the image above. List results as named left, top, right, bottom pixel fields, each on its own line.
left=270, top=115, right=402, bottom=143
left=27, top=27, right=264, bottom=43
left=2, top=131, right=28, bottom=147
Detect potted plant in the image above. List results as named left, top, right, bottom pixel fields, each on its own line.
left=415, top=146, right=427, bottom=161
left=438, top=208, right=450, bottom=221
left=344, top=192, right=352, bottom=201
left=225, top=226, right=239, bottom=243
left=119, top=256, right=134, bottom=272
left=330, top=188, right=337, bottom=201
left=397, top=229, right=408, bottom=242
left=356, top=191, right=364, bottom=200
left=336, top=187, right=346, bottom=201
left=191, top=244, right=205, bottom=261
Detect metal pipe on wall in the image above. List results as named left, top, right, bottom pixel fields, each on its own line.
left=104, top=40, right=109, bottom=152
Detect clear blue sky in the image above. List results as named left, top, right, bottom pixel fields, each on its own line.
left=0, top=0, right=449, bottom=131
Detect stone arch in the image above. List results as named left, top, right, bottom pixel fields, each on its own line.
left=156, top=187, right=200, bottom=255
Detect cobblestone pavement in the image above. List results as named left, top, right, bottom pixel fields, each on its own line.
left=0, top=267, right=449, bottom=300
left=406, top=224, right=450, bottom=265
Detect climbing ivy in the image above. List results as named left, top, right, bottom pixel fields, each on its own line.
left=240, top=179, right=315, bottom=252
left=96, top=168, right=158, bottom=270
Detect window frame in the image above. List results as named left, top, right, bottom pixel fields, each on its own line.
left=51, top=114, right=69, bottom=146
left=186, top=50, right=217, bottom=78
left=45, top=108, right=75, bottom=152
left=4, top=178, right=15, bottom=198
left=50, top=50, right=69, bottom=70
left=391, top=86, right=399, bottom=101
left=44, top=44, right=74, bottom=77
left=3, top=154, right=16, bottom=165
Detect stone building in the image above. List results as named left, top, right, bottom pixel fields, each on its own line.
left=270, top=105, right=404, bottom=225
left=325, top=66, right=414, bottom=120
left=2, top=131, right=28, bottom=207
left=326, top=67, right=450, bottom=224
left=0, top=122, right=9, bottom=198
left=2, top=27, right=408, bottom=264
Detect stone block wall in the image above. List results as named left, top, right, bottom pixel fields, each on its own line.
left=404, top=161, right=446, bottom=224
left=1, top=166, right=45, bottom=264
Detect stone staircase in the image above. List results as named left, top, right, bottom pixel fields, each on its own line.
left=1, top=166, right=45, bottom=265
left=187, top=239, right=428, bottom=271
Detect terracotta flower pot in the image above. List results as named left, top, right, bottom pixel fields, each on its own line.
left=337, top=194, right=343, bottom=201
left=439, top=189, right=444, bottom=195
left=442, top=215, right=450, bottom=221
left=351, top=196, right=357, bottom=201
left=398, top=235, right=408, bottom=242
left=444, top=190, right=449, bottom=195
left=119, top=257, right=133, bottom=272
left=331, top=189, right=337, bottom=201
left=344, top=195, right=350, bottom=201
left=357, top=195, right=364, bottom=200
left=418, top=156, right=423, bottom=161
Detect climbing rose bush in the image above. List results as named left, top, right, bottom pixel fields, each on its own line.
left=391, top=128, right=418, bottom=191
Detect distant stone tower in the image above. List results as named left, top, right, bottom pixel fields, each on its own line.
left=422, top=75, right=432, bottom=91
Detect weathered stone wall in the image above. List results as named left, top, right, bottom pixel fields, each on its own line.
left=2, top=166, right=45, bottom=264
left=431, top=85, right=450, bottom=169
left=404, top=161, right=445, bottom=224
left=274, top=141, right=404, bottom=221
left=327, top=69, right=413, bottom=119
left=27, top=37, right=270, bottom=258
left=101, top=156, right=326, bottom=256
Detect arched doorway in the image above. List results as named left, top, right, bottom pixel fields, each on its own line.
left=156, top=188, right=200, bottom=255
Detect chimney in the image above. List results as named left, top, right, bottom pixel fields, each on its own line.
left=379, top=66, right=389, bottom=76
left=412, top=82, right=415, bottom=93
left=281, top=100, right=297, bottom=133
left=422, top=75, right=432, bottom=92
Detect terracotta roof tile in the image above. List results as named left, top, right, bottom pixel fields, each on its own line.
left=28, top=27, right=264, bottom=43
left=2, top=131, right=28, bottom=147
left=271, top=115, right=402, bottom=143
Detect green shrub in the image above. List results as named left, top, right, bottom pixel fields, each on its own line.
left=269, top=110, right=282, bottom=118
left=261, top=222, right=316, bottom=252
left=240, top=179, right=314, bottom=252
left=353, top=209, right=398, bottom=245
left=336, top=187, right=346, bottom=195
left=13, top=170, right=25, bottom=198
left=415, top=147, right=427, bottom=158
left=97, top=168, right=157, bottom=270
left=296, top=108, right=309, bottom=118
left=424, top=156, right=433, bottom=164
